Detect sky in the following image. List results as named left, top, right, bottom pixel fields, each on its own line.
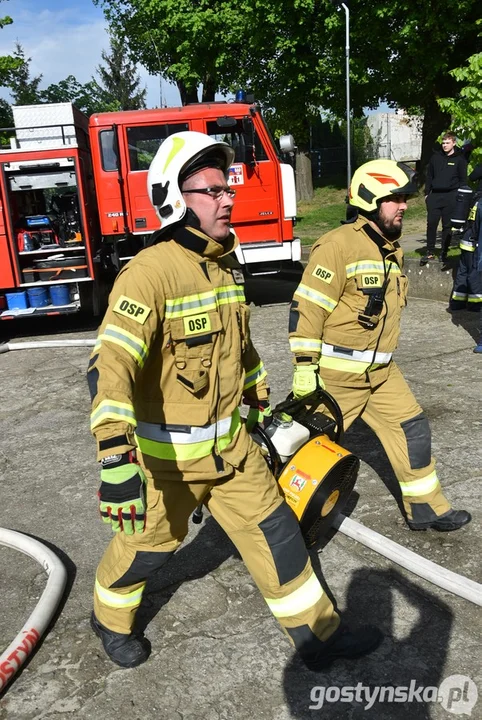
left=0, top=0, right=182, bottom=107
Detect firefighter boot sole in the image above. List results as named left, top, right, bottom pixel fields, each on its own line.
left=90, top=612, right=150, bottom=668
left=408, top=509, right=472, bottom=532
left=303, top=625, right=383, bottom=671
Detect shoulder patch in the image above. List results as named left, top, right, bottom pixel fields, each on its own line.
left=312, top=264, right=335, bottom=284
left=113, top=295, right=151, bottom=324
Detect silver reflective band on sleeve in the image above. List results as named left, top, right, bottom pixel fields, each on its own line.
left=136, top=416, right=232, bottom=445
left=264, top=572, right=324, bottom=618
left=289, top=337, right=322, bottom=354
left=322, top=343, right=392, bottom=365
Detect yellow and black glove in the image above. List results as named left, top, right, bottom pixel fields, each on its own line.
left=292, top=363, right=324, bottom=399
left=98, top=452, right=147, bottom=535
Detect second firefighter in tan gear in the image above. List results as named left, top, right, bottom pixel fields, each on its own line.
left=88, top=131, right=381, bottom=670
left=290, top=159, right=471, bottom=531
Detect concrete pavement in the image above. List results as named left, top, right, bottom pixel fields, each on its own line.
left=0, top=273, right=480, bottom=719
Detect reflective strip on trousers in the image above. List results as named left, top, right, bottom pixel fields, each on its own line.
left=322, top=342, right=392, bottom=365
left=91, top=399, right=137, bottom=430
left=135, top=410, right=241, bottom=461
left=264, top=572, right=324, bottom=618
left=294, top=284, right=337, bottom=313
left=289, top=337, right=322, bottom=354
left=468, top=294, right=482, bottom=303
left=99, top=324, right=149, bottom=367
left=244, top=361, right=267, bottom=390
left=399, top=471, right=440, bottom=497
left=452, top=291, right=468, bottom=300
left=95, top=578, right=145, bottom=609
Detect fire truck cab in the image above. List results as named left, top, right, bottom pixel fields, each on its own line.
left=0, top=101, right=299, bottom=320
left=89, top=101, right=299, bottom=271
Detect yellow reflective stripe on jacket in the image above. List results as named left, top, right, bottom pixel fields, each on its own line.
left=165, top=285, right=244, bottom=319
left=165, top=290, right=217, bottom=318
left=399, top=471, right=439, bottom=497
left=322, top=343, right=392, bottom=365
left=95, top=578, right=145, bottom=608
left=135, top=410, right=241, bottom=461
left=91, top=399, right=137, bottom=430
left=345, top=260, right=401, bottom=278
left=264, top=572, right=323, bottom=618
left=319, top=355, right=384, bottom=374
left=99, top=324, right=149, bottom=367
left=289, top=337, right=322, bottom=354
left=460, top=240, right=475, bottom=252
left=294, top=283, right=338, bottom=313
left=243, top=361, right=267, bottom=390
left=216, top=284, right=246, bottom=305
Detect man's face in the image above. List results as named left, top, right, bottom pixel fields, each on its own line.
left=181, top=167, right=234, bottom=243
left=377, top=194, right=408, bottom=239
left=441, top=137, right=456, bottom=155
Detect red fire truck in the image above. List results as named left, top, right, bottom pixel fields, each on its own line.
left=0, top=101, right=299, bottom=320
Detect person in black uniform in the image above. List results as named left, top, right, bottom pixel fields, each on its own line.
left=422, top=132, right=468, bottom=266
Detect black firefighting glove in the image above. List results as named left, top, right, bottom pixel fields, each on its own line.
left=246, top=399, right=273, bottom=433
left=98, top=451, right=147, bottom=535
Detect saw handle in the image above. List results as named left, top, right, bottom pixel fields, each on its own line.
left=273, top=388, right=344, bottom=443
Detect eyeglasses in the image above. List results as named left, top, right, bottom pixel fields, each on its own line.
left=182, top=185, right=236, bottom=200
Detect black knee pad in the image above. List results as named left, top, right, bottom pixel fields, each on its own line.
left=258, top=502, right=309, bottom=585
left=111, top=550, right=174, bottom=588
left=400, top=412, right=431, bottom=469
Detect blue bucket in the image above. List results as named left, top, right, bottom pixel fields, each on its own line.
left=5, top=291, right=29, bottom=310
left=49, top=284, right=70, bottom=306
left=27, top=286, right=49, bottom=308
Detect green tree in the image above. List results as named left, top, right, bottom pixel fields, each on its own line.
left=0, top=2, right=22, bottom=86
left=438, top=44, right=482, bottom=167
left=7, top=42, right=42, bottom=105
left=93, top=33, right=146, bottom=110
left=93, top=0, right=248, bottom=104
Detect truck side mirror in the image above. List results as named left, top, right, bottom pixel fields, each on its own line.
left=279, top=134, right=295, bottom=154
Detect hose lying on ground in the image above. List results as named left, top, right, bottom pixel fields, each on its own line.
left=0, top=339, right=96, bottom=353
left=0, top=528, right=67, bottom=692
left=334, top=514, right=482, bottom=606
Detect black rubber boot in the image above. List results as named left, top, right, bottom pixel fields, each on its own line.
left=408, top=509, right=472, bottom=531
left=90, top=612, right=150, bottom=668
left=302, top=625, right=383, bottom=671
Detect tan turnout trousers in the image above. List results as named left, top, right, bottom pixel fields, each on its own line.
left=321, top=361, right=451, bottom=521
left=94, top=438, right=340, bottom=661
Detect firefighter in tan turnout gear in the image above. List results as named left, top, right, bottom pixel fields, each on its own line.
left=87, top=132, right=382, bottom=670
left=290, top=159, right=471, bottom=532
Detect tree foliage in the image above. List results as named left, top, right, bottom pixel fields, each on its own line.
left=0, top=1, right=21, bottom=86
left=438, top=29, right=482, bottom=166
left=93, top=33, right=146, bottom=110
left=7, top=42, right=42, bottom=105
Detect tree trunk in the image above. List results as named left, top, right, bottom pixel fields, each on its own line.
left=419, top=97, right=451, bottom=185
left=177, top=81, right=199, bottom=106
left=295, top=151, right=313, bottom=202
left=202, top=76, right=216, bottom=102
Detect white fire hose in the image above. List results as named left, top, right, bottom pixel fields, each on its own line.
left=0, top=339, right=96, bottom=353
left=334, top=514, right=482, bottom=606
left=0, top=529, right=67, bottom=692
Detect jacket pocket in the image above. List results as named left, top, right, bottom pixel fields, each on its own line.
left=169, top=311, right=222, bottom=398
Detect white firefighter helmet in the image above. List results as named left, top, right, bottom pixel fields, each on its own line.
left=349, top=159, right=418, bottom=213
left=147, top=131, right=235, bottom=230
